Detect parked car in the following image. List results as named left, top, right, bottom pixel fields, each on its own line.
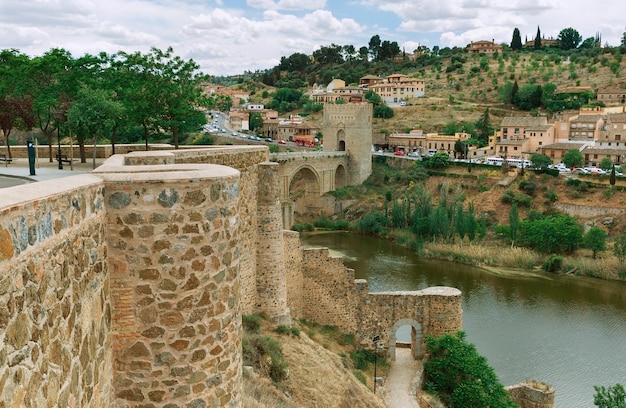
left=265, top=138, right=273, bottom=142
left=407, top=151, right=420, bottom=157
left=278, top=139, right=286, bottom=144
left=572, top=168, right=589, bottom=174
left=584, top=167, right=606, bottom=175
left=394, top=151, right=405, bottom=156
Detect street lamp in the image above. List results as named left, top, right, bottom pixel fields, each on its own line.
left=54, top=109, right=64, bottom=170
left=372, top=335, right=380, bottom=393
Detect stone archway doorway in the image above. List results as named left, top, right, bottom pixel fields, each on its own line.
left=388, top=318, right=423, bottom=361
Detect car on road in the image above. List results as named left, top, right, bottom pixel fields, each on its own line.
left=394, top=151, right=405, bottom=156
left=572, top=168, right=589, bottom=174
left=265, top=138, right=273, bottom=143
left=584, top=167, right=606, bottom=175
left=278, top=139, right=286, bottom=144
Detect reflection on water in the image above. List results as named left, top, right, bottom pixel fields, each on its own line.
left=301, top=231, right=626, bottom=408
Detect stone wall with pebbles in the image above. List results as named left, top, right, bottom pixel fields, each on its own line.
left=0, top=175, right=112, bottom=407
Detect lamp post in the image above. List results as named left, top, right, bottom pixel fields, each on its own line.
left=54, top=109, right=64, bottom=170
left=372, top=335, right=380, bottom=393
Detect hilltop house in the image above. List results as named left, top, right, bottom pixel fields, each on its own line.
left=467, top=40, right=503, bottom=55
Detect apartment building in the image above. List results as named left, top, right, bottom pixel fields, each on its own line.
left=368, top=73, right=425, bottom=103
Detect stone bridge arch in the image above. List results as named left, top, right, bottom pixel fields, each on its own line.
left=335, top=163, right=347, bottom=189
left=288, top=164, right=322, bottom=217
left=388, top=318, right=423, bottom=361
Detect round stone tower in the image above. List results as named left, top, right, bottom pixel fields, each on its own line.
left=321, top=102, right=373, bottom=184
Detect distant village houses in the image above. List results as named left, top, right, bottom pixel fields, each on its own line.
left=467, top=40, right=503, bottom=55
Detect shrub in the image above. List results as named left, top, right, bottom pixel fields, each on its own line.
left=542, top=254, right=563, bottom=272
left=292, top=223, right=314, bottom=232
left=501, top=189, right=515, bottom=204
left=275, top=325, right=290, bottom=334
left=519, top=180, right=537, bottom=196
left=353, top=370, right=367, bottom=385
left=350, top=349, right=376, bottom=370
left=243, top=314, right=262, bottom=334
left=423, top=332, right=517, bottom=408
left=243, top=335, right=288, bottom=383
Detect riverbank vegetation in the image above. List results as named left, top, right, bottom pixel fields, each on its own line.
left=297, top=158, right=626, bottom=281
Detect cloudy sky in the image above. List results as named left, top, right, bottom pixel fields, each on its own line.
left=1, top=0, right=624, bottom=76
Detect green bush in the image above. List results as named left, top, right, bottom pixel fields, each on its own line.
left=542, top=254, right=563, bottom=273
left=292, top=223, right=314, bottom=232
left=353, top=370, right=367, bottom=385
left=423, top=332, right=517, bottom=408
left=276, top=325, right=290, bottom=334
left=243, top=335, right=288, bottom=384
left=350, top=349, right=376, bottom=370
left=518, top=180, right=537, bottom=196
left=243, top=314, right=262, bottom=334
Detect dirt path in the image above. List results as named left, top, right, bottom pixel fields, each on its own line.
left=385, top=347, right=422, bottom=408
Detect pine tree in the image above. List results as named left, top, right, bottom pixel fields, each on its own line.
left=534, top=26, right=542, bottom=49
left=511, top=28, right=522, bottom=51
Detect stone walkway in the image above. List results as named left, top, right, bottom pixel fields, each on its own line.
left=385, top=347, right=422, bottom=408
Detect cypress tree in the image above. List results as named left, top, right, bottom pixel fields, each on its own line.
left=511, top=28, right=522, bottom=51
left=610, top=165, right=616, bottom=186
left=534, top=26, right=542, bottom=49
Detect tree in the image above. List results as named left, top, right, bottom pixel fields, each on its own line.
left=511, top=28, right=522, bottom=51
left=534, top=26, right=542, bottom=49
left=368, top=35, right=381, bottom=61
left=558, top=27, right=582, bottom=50
left=562, top=149, right=584, bottom=168
left=530, top=153, right=552, bottom=170
left=584, top=227, right=607, bottom=258
left=373, top=105, right=393, bottom=119
left=622, top=27, right=626, bottom=47
left=66, top=87, right=123, bottom=165
left=610, top=165, right=617, bottom=186
left=249, top=112, right=263, bottom=133
left=614, top=235, right=626, bottom=262
left=599, top=157, right=613, bottom=171
left=594, top=384, right=626, bottom=408
left=509, top=202, right=519, bottom=248
left=423, top=332, right=517, bottom=408
left=519, top=214, right=583, bottom=254
left=425, top=152, right=450, bottom=169
left=364, top=90, right=382, bottom=106
left=475, top=108, right=492, bottom=145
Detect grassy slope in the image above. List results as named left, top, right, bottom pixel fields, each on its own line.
left=242, top=319, right=388, bottom=408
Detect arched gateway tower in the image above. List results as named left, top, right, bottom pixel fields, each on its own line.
left=321, top=102, right=373, bottom=185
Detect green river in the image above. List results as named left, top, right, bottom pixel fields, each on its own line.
left=300, top=231, right=626, bottom=408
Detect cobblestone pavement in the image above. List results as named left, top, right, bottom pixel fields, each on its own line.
left=385, top=347, right=422, bottom=408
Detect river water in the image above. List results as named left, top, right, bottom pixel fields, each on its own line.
left=300, top=231, right=626, bottom=408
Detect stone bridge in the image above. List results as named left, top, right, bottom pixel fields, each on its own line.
left=271, top=151, right=351, bottom=225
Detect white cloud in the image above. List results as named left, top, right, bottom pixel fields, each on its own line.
left=1, top=0, right=625, bottom=75
left=247, top=0, right=327, bottom=11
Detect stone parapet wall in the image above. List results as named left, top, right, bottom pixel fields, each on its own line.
left=94, top=158, right=243, bottom=407
left=0, top=176, right=112, bottom=407
left=506, top=383, right=555, bottom=408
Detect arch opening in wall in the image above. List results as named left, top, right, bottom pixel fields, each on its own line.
left=335, top=164, right=347, bottom=189
left=337, top=129, right=346, bottom=151
left=289, top=166, right=321, bottom=217
left=387, top=318, right=423, bottom=361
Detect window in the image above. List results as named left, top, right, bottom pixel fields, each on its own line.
left=616, top=135, right=621, bottom=141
